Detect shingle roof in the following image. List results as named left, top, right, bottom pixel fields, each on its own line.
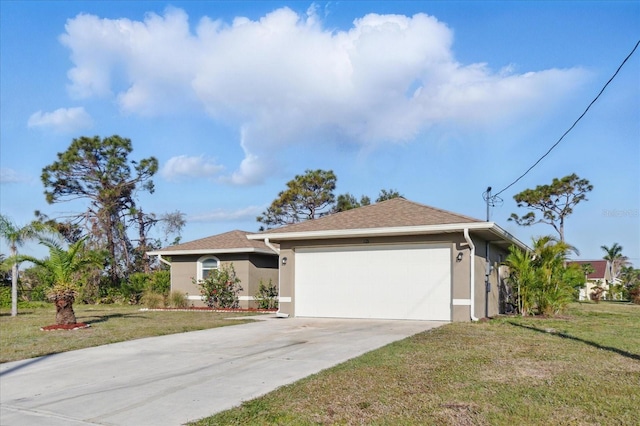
left=568, top=260, right=611, bottom=280
left=151, top=230, right=276, bottom=254
left=260, top=197, right=482, bottom=234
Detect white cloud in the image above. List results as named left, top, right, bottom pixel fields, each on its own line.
left=188, top=205, right=263, bottom=222
left=160, top=155, right=224, bottom=181
left=0, top=168, right=31, bottom=184
left=27, top=107, right=93, bottom=133
left=60, top=7, right=588, bottom=184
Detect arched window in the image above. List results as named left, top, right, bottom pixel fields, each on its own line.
left=197, top=256, right=219, bottom=281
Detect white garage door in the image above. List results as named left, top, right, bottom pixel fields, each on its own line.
left=294, top=243, right=451, bottom=321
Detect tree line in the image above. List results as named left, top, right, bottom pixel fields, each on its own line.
left=2, top=136, right=638, bottom=323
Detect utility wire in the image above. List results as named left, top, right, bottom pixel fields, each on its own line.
left=493, top=39, right=640, bottom=198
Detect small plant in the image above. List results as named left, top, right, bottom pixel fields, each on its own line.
left=141, top=291, right=165, bottom=309
left=168, top=290, right=188, bottom=308
left=590, top=281, right=605, bottom=303
left=630, top=286, right=640, bottom=305
left=254, top=279, right=278, bottom=309
left=195, top=263, right=242, bottom=309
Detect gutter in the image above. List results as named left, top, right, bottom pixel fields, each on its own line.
left=156, top=254, right=171, bottom=267
left=463, top=228, right=479, bottom=321
left=264, top=238, right=289, bottom=318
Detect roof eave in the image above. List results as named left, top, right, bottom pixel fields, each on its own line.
left=248, top=222, right=529, bottom=250
left=147, top=247, right=277, bottom=256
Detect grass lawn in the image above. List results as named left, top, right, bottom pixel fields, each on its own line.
left=0, top=304, right=258, bottom=363
left=192, top=302, right=640, bottom=426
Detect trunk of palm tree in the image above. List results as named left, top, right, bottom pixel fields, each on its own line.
left=10, top=244, right=18, bottom=317
left=53, top=295, right=77, bottom=325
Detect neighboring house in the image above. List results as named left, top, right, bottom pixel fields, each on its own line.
left=248, top=198, right=528, bottom=322
left=147, top=230, right=279, bottom=308
left=568, top=260, right=613, bottom=301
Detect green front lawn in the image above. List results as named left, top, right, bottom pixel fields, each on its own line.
left=193, top=302, right=639, bottom=425
left=0, top=304, right=257, bottom=363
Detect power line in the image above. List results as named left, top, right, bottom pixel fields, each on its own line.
left=493, top=39, right=640, bottom=199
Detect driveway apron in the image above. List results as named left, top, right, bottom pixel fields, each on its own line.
left=0, top=316, right=445, bottom=425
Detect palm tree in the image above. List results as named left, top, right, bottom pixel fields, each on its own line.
left=530, top=236, right=578, bottom=315
left=601, top=243, right=630, bottom=280
left=18, top=237, right=101, bottom=324
left=0, top=214, right=44, bottom=317
left=505, top=236, right=579, bottom=316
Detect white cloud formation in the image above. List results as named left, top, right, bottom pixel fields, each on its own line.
left=188, top=205, right=263, bottom=223
left=160, top=155, right=224, bottom=181
left=60, top=7, right=588, bottom=184
left=27, top=107, right=93, bottom=133
left=0, top=168, right=32, bottom=184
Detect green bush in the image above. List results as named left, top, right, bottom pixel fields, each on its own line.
left=149, top=270, right=170, bottom=295
left=255, top=279, right=278, bottom=309
left=195, top=263, right=242, bottom=309
left=0, top=286, right=10, bottom=308
left=122, top=272, right=148, bottom=304
left=168, top=290, right=188, bottom=308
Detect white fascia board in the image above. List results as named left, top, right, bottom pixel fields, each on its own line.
left=247, top=222, right=491, bottom=240
left=146, top=248, right=276, bottom=256
left=486, top=225, right=530, bottom=251
left=248, top=222, right=529, bottom=251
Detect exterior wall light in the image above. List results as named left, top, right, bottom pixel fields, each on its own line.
left=456, top=252, right=464, bottom=262
left=281, top=257, right=288, bottom=265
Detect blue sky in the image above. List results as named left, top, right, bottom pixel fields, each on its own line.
left=1, top=1, right=639, bottom=265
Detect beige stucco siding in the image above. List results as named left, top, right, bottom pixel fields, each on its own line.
left=274, top=232, right=510, bottom=322
left=169, top=253, right=277, bottom=308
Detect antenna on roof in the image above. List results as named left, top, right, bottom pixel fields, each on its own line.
left=482, top=187, right=503, bottom=222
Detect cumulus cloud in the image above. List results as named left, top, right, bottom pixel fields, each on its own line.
left=60, top=6, right=588, bottom=184
left=27, top=107, right=93, bottom=133
left=188, top=205, right=263, bottom=222
left=160, top=155, right=224, bottom=181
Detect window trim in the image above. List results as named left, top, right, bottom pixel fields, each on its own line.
left=197, top=255, right=220, bottom=281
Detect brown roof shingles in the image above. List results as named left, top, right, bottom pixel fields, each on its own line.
left=568, top=260, right=611, bottom=280
left=155, top=230, right=272, bottom=253
left=260, top=198, right=482, bottom=234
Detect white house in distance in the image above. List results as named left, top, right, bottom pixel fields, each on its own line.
left=568, top=260, right=613, bottom=301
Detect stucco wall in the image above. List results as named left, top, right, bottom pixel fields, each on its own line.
left=169, top=253, right=277, bottom=308
left=274, top=232, right=511, bottom=322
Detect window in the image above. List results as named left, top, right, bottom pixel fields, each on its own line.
left=198, top=256, right=219, bottom=280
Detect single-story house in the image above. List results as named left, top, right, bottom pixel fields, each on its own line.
left=568, top=260, right=612, bottom=301
left=147, top=230, right=279, bottom=308
left=248, top=198, right=528, bottom=322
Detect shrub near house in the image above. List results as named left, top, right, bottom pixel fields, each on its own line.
left=195, top=263, right=243, bottom=309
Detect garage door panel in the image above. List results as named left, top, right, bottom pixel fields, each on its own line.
left=295, top=244, right=451, bottom=321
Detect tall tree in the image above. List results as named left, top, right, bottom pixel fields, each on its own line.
left=257, top=169, right=337, bottom=229
left=41, top=135, right=158, bottom=285
left=376, top=188, right=403, bottom=202
left=509, top=173, right=593, bottom=241
left=0, top=215, right=45, bottom=316
left=333, top=189, right=403, bottom=213
left=600, top=243, right=630, bottom=280
left=333, top=193, right=371, bottom=213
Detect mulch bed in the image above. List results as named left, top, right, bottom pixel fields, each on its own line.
left=41, top=323, right=91, bottom=331
left=139, top=307, right=278, bottom=313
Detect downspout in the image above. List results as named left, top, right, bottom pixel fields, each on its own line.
left=463, top=228, right=479, bottom=321
left=156, top=254, right=171, bottom=267
left=264, top=238, right=280, bottom=255
left=264, top=238, right=289, bottom=318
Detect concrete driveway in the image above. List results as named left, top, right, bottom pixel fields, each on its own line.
left=0, top=315, right=445, bottom=426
